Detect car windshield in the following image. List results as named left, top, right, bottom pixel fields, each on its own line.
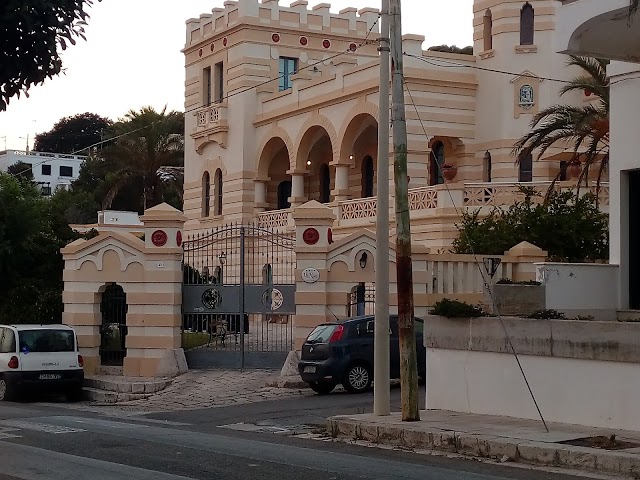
left=18, top=329, right=75, bottom=353
left=306, top=324, right=339, bottom=344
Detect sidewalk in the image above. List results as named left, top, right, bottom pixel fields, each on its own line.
left=328, top=410, right=640, bottom=478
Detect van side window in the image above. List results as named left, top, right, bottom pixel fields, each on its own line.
left=357, top=320, right=374, bottom=337
left=0, top=328, right=16, bottom=353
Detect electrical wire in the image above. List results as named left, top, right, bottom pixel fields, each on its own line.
left=403, top=79, right=549, bottom=432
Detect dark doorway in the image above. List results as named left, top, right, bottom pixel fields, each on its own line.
left=630, top=171, right=640, bottom=309
left=100, top=284, right=128, bottom=366
left=319, top=164, right=331, bottom=203
left=362, top=156, right=374, bottom=198
left=430, top=142, right=445, bottom=186
left=277, top=180, right=292, bottom=210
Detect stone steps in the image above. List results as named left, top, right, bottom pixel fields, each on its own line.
left=82, top=376, right=173, bottom=403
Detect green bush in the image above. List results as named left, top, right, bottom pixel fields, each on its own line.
left=452, top=188, right=608, bottom=263
left=430, top=299, right=484, bottom=318
left=527, top=309, right=567, bottom=320
left=496, top=278, right=542, bottom=286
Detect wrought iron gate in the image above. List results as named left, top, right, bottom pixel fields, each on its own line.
left=182, top=224, right=296, bottom=368
left=100, top=284, right=128, bottom=366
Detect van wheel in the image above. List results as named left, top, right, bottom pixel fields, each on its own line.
left=343, top=363, right=372, bottom=394
left=309, top=382, right=335, bottom=395
left=65, top=386, right=84, bottom=402
left=0, top=377, right=15, bottom=402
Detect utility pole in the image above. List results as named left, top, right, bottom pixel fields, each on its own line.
left=389, top=0, right=420, bottom=422
left=374, top=0, right=391, bottom=417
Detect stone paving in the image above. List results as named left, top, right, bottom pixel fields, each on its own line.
left=42, top=369, right=309, bottom=416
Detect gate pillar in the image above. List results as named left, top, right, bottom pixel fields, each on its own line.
left=292, top=201, right=336, bottom=350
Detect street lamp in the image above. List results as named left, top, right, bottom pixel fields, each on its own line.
left=359, top=252, right=368, bottom=269
left=218, top=251, right=227, bottom=266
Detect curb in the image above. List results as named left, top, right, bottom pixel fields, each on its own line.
left=327, top=417, right=640, bottom=478
left=265, top=376, right=309, bottom=389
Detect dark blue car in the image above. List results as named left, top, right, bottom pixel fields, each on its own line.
left=297, top=315, right=426, bottom=395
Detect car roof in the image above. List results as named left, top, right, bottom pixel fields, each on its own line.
left=0, top=324, right=75, bottom=331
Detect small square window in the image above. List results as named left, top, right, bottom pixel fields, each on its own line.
left=60, top=166, right=73, bottom=177
left=41, top=164, right=51, bottom=175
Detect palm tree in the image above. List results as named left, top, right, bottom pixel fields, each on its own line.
left=513, top=56, right=610, bottom=194
left=102, top=106, right=184, bottom=211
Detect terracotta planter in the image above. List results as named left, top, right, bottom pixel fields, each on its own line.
left=567, top=162, right=582, bottom=180
left=442, top=166, right=457, bottom=181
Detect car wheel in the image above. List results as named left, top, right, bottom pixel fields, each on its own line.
left=309, top=382, right=335, bottom=395
left=343, top=363, right=372, bottom=394
left=65, top=386, right=84, bottom=402
left=0, top=377, right=15, bottom=402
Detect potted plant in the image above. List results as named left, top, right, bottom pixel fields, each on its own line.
left=442, top=163, right=458, bottom=181
left=487, top=279, right=545, bottom=317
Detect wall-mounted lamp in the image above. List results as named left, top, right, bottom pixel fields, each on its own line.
left=349, top=154, right=354, bottom=161
left=218, top=251, right=227, bottom=266
left=359, top=252, right=368, bottom=269
left=306, top=160, right=312, bottom=166
left=483, top=257, right=501, bottom=279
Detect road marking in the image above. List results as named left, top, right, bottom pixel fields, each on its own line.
left=0, top=419, right=86, bottom=434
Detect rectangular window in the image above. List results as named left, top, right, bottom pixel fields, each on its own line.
left=279, top=57, right=298, bottom=91
left=214, top=62, right=224, bottom=103
left=41, top=164, right=51, bottom=176
left=60, top=165, right=73, bottom=177
left=519, top=154, right=533, bottom=182
left=18, top=329, right=75, bottom=353
left=203, top=66, right=212, bottom=106
left=559, top=161, right=568, bottom=181
left=0, top=328, right=16, bottom=354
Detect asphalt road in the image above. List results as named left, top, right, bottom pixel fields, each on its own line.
left=0, top=384, right=590, bottom=480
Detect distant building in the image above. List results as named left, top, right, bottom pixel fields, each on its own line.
left=0, top=149, right=87, bottom=196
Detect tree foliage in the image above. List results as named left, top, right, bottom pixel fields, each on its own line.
left=0, top=173, right=81, bottom=323
left=0, top=0, right=101, bottom=110
left=428, top=45, right=473, bottom=55
left=452, top=188, right=609, bottom=262
left=34, top=112, right=112, bottom=154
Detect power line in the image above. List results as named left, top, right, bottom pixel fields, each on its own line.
left=404, top=79, right=550, bottom=433
left=8, top=16, right=381, bottom=180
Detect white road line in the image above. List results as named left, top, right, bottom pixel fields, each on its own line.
left=0, top=420, right=85, bottom=434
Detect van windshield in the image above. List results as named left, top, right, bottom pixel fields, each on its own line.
left=18, top=330, right=75, bottom=353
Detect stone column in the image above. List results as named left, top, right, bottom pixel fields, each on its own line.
left=289, top=173, right=307, bottom=207
left=291, top=201, right=336, bottom=350
left=254, top=179, right=268, bottom=213
left=333, top=165, right=350, bottom=202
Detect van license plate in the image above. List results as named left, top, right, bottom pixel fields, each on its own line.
left=303, top=366, right=316, bottom=373
left=39, top=374, right=62, bottom=380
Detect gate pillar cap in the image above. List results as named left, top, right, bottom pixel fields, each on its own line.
left=140, top=203, right=187, bottom=224
left=291, top=200, right=335, bottom=225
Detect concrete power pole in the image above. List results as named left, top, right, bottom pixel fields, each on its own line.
left=374, top=0, right=391, bottom=417
left=389, top=0, right=420, bottom=422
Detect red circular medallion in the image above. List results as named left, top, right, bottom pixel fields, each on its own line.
left=303, top=228, right=320, bottom=245
left=198, top=48, right=203, bottom=57
left=322, top=39, right=331, bottom=49
left=349, top=42, right=357, bottom=52
left=223, top=37, right=228, bottom=47
left=210, top=43, right=215, bottom=52
left=272, top=33, right=281, bottom=43
left=328, top=228, right=333, bottom=245
left=176, top=231, right=183, bottom=247
left=300, top=36, right=308, bottom=46
left=152, top=230, right=168, bottom=247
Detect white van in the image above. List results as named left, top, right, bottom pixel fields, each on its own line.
left=0, top=325, right=84, bottom=402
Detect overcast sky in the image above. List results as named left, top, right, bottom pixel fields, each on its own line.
left=0, top=0, right=473, bottom=151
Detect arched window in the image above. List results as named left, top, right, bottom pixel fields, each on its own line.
left=430, top=142, right=445, bottom=186
left=277, top=180, right=292, bottom=210
left=361, top=156, right=374, bottom=198
left=520, top=2, right=535, bottom=46
left=319, top=164, right=331, bottom=203
left=483, top=10, right=493, bottom=51
left=214, top=168, right=223, bottom=216
left=519, top=153, right=533, bottom=182
left=202, top=171, right=210, bottom=217
left=483, top=151, right=492, bottom=182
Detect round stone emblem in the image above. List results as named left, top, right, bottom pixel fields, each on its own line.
left=151, top=230, right=168, bottom=247
left=303, top=228, right=320, bottom=245
left=302, top=268, right=320, bottom=284
left=176, top=231, right=183, bottom=247
left=262, top=288, right=284, bottom=311
left=202, top=289, right=222, bottom=309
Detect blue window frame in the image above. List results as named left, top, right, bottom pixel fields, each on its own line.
left=279, top=57, right=298, bottom=91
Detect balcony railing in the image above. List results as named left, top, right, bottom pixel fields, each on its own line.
left=195, top=104, right=227, bottom=129
left=257, top=209, right=291, bottom=229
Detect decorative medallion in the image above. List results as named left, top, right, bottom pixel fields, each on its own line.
left=176, top=231, right=183, bottom=247
left=328, top=228, right=333, bottom=244
left=198, top=48, right=203, bottom=57
left=202, top=288, right=222, bottom=309
left=272, top=33, right=281, bottom=43
left=223, top=37, right=228, bottom=47
left=151, top=230, right=168, bottom=247
left=322, top=39, right=331, bottom=49
left=519, top=84, right=535, bottom=108
left=303, top=228, right=320, bottom=245
left=210, top=43, right=215, bottom=52
left=302, top=268, right=320, bottom=284
left=349, top=42, right=357, bottom=52
left=300, top=36, right=308, bottom=46
left=262, top=288, right=284, bottom=311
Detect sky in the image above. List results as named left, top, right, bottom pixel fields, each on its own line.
left=0, top=0, right=473, bottom=151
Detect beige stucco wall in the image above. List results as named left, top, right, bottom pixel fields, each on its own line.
left=62, top=203, right=187, bottom=378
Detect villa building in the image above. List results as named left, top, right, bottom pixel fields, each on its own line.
left=182, top=0, right=608, bottom=250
